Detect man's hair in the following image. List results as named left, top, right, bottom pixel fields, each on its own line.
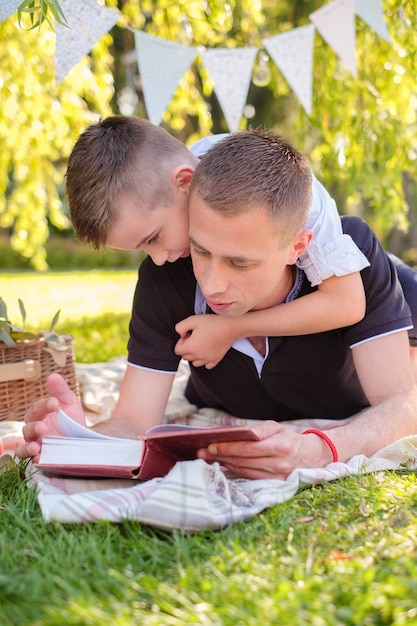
left=190, top=128, right=312, bottom=246
left=65, top=116, right=196, bottom=248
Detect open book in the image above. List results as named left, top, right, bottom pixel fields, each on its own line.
left=36, top=408, right=261, bottom=481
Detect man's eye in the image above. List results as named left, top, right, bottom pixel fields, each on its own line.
left=231, top=263, right=251, bottom=270
left=229, top=259, right=251, bottom=270
left=191, top=245, right=208, bottom=256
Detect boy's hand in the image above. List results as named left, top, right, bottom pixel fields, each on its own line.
left=175, top=315, right=237, bottom=369
left=15, top=373, right=86, bottom=462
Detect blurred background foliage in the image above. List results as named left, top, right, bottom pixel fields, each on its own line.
left=0, top=0, right=416, bottom=270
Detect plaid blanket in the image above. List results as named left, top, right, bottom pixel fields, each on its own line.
left=27, top=436, right=417, bottom=530
left=2, top=358, right=417, bottom=531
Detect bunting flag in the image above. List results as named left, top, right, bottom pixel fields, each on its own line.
left=55, top=0, right=120, bottom=84
left=355, top=0, right=391, bottom=43
left=201, top=47, right=258, bottom=132
left=263, top=24, right=316, bottom=116
left=134, top=31, right=198, bottom=126
left=2, top=0, right=395, bottom=125
left=0, top=0, right=20, bottom=22
left=310, top=0, right=357, bottom=78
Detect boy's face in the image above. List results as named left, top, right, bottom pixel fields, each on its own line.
left=188, top=189, right=310, bottom=317
left=105, top=193, right=191, bottom=265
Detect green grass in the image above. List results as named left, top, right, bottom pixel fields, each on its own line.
left=0, top=269, right=138, bottom=325
left=1, top=271, right=417, bottom=625
left=0, top=270, right=137, bottom=362
left=1, top=469, right=417, bottom=625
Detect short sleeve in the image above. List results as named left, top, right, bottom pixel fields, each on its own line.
left=128, top=257, right=196, bottom=372
left=188, top=134, right=230, bottom=157
left=339, top=217, right=412, bottom=347
left=298, top=176, right=369, bottom=286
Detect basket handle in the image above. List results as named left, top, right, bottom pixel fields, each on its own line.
left=0, top=359, right=41, bottom=383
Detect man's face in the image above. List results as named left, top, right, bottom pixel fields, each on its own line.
left=189, top=190, right=306, bottom=318
left=105, top=193, right=191, bottom=266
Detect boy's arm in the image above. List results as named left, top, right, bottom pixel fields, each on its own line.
left=238, top=272, right=366, bottom=336
left=175, top=272, right=366, bottom=368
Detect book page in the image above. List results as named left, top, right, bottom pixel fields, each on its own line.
left=146, top=423, right=208, bottom=434
left=56, top=407, right=116, bottom=440
left=39, top=436, right=144, bottom=466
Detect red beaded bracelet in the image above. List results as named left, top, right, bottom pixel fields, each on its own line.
left=302, top=429, right=339, bottom=463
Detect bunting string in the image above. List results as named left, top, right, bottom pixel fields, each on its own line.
left=2, top=0, right=392, bottom=130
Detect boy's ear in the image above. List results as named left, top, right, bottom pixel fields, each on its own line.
left=172, top=165, right=194, bottom=192
left=287, top=229, right=313, bottom=264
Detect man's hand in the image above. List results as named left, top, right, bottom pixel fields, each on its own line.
left=196, top=420, right=335, bottom=479
left=15, top=373, right=85, bottom=462
left=175, top=315, right=237, bottom=369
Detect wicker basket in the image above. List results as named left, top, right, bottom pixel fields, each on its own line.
left=0, top=335, right=80, bottom=421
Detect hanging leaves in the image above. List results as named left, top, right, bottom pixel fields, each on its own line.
left=17, top=0, right=68, bottom=30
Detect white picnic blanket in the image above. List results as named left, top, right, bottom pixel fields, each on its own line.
left=3, top=358, right=417, bottom=531
left=28, top=437, right=417, bottom=530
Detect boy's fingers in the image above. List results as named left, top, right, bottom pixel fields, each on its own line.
left=205, top=359, right=220, bottom=370
left=175, top=318, right=191, bottom=334
left=174, top=339, right=186, bottom=355
left=191, top=359, right=206, bottom=368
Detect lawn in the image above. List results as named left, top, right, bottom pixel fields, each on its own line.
left=0, top=270, right=137, bottom=362
left=1, top=271, right=417, bottom=625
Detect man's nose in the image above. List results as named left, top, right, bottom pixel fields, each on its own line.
left=200, top=261, right=228, bottom=296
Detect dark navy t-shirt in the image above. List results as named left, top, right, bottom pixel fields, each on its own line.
left=128, top=217, right=412, bottom=421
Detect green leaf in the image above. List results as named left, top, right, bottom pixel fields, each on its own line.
left=41, top=330, right=67, bottom=351
left=18, top=299, right=26, bottom=327
left=17, top=0, right=68, bottom=30
left=0, top=298, right=8, bottom=321
left=17, top=0, right=36, bottom=11
left=0, top=325, right=15, bottom=347
left=17, top=0, right=39, bottom=29
left=46, top=0, right=68, bottom=27
left=49, top=308, right=60, bottom=332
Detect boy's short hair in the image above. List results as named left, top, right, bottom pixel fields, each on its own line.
left=190, top=128, right=312, bottom=247
left=65, top=116, right=196, bottom=248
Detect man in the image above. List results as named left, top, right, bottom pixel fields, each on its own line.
left=17, top=129, right=417, bottom=479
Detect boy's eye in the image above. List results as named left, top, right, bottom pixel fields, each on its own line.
left=147, top=234, right=159, bottom=245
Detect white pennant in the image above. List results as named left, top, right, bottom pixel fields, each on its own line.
left=201, top=47, right=258, bottom=132
left=263, top=24, right=315, bottom=116
left=355, top=0, right=391, bottom=43
left=310, top=0, right=357, bottom=78
left=55, top=0, right=120, bottom=84
left=134, top=31, right=197, bottom=126
left=0, top=0, right=20, bottom=22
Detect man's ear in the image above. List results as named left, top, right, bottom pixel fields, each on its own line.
left=172, top=165, right=194, bottom=193
left=287, top=229, right=313, bottom=264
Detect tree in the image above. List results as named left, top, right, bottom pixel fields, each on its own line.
left=1, top=0, right=416, bottom=268
left=0, top=16, right=114, bottom=269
